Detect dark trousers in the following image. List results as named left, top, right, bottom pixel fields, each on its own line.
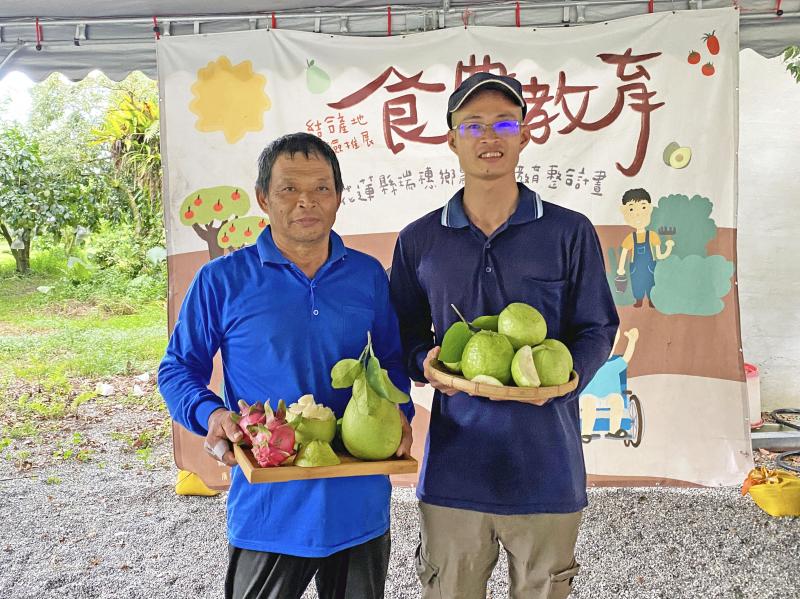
left=224, top=531, right=390, bottom=599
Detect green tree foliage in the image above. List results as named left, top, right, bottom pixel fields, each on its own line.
left=784, top=45, right=800, bottom=83
left=91, top=73, right=162, bottom=237
left=0, top=126, right=101, bottom=273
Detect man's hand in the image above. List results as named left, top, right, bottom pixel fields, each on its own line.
left=665, top=239, right=675, bottom=249
left=395, top=410, right=413, bottom=458
left=422, top=346, right=460, bottom=396
left=204, top=408, right=243, bottom=467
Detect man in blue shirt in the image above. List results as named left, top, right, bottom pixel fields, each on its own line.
left=159, top=133, right=413, bottom=599
left=390, top=73, right=618, bottom=598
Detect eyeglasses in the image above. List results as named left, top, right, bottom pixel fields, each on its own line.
left=452, top=120, right=521, bottom=139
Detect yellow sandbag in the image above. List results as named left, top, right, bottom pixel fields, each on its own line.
left=175, top=470, right=220, bottom=497
left=744, top=468, right=800, bottom=517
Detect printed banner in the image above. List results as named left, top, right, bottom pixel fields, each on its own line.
left=157, top=7, right=751, bottom=487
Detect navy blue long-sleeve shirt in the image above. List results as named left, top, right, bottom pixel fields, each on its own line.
left=389, top=184, right=618, bottom=514
left=159, top=227, right=413, bottom=557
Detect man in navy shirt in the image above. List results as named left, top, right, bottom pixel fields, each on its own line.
left=390, top=73, right=618, bottom=598
left=159, top=133, right=413, bottom=599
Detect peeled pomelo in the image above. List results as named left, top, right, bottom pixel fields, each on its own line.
left=286, top=394, right=337, bottom=445
left=511, top=345, right=541, bottom=387
left=294, top=439, right=341, bottom=467
left=498, top=303, right=547, bottom=350
left=461, top=330, right=515, bottom=385
left=471, top=374, right=504, bottom=386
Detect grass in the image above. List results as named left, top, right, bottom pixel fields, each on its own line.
left=0, top=267, right=167, bottom=381
left=0, top=241, right=169, bottom=462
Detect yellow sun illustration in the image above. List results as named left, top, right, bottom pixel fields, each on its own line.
left=189, top=56, right=272, bottom=144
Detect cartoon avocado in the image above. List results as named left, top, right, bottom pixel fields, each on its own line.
left=306, top=59, right=331, bottom=94
left=663, top=141, right=692, bottom=169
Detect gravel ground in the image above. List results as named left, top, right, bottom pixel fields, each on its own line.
left=1, top=425, right=799, bottom=599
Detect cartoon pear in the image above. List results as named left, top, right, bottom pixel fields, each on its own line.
left=306, top=59, right=331, bottom=94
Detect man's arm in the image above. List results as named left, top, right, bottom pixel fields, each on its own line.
left=388, top=232, right=434, bottom=383
left=563, top=218, right=620, bottom=400
left=157, top=267, right=227, bottom=436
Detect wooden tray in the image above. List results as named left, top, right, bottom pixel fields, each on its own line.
left=428, top=359, right=579, bottom=405
left=234, top=444, right=418, bottom=484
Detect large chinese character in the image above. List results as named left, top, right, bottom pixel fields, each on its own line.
left=454, top=54, right=516, bottom=88
left=521, top=77, right=559, bottom=144
left=329, top=67, right=447, bottom=154
left=564, top=49, right=664, bottom=177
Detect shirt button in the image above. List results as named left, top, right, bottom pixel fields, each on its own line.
left=484, top=243, right=491, bottom=249
left=485, top=266, right=492, bottom=273
left=313, top=309, right=319, bottom=316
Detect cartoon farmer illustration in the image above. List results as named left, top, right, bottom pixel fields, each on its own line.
left=616, top=188, right=675, bottom=308
left=580, top=327, right=639, bottom=442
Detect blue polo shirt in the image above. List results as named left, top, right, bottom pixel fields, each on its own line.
left=159, top=226, right=413, bottom=557
left=389, top=183, right=618, bottom=514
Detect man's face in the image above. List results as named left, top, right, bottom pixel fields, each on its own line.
left=256, top=152, right=341, bottom=248
left=447, top=90, right=529, bottom=181
left=619, top=199, right=653, bottom=229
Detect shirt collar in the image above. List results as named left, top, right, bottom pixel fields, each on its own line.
left=256, top=225, right=347, bottom=265
left=440, top=182, right=544, bottom=229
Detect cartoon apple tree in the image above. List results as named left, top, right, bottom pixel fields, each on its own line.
left=217, top=216, right=269, bottom=251
left=179, top=185, right=250, bottom=259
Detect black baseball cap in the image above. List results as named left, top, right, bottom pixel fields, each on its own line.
left=447, top=72, right=527, bottom=128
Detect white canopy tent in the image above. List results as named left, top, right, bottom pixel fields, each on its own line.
left=1, top=0, right=798, bottom=81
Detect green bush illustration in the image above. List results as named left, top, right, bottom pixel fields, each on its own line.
left=179, top=185, right=250, bottom=259
left=217, top=215, right=269, bottom=251
left=651, top=255, right=735, bottom=315
left=649, top=194, right=717, bottom=258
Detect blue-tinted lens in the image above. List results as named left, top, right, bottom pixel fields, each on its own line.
left=459, top=123, right=486, bottom=138
left=492, top=120, right=521, bottom=136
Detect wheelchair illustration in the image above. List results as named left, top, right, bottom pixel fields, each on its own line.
left=580, top=368, right=644, bottom=448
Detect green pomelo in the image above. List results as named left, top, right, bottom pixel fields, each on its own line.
left=294, top=440, right=341, bottom=467
left=331, top=418, right=346, bottom=453
left=511, top=345, right=541, bottom=388
left=439, top=321, right=474, bottom=364
left=342, top=377, right=402, bottom=460
left=471, top=374, right=504, bottom=386
left=461, top=330, right=515, bottom=385
left=539, top=339, right=574, bottom=372
left=498, top=303, right=547, bottom=350
left=442, top=361, right=462, bottom=373
left=531, top=342, right=572, bottom=386
left=471, top=315, right=499, bottom=331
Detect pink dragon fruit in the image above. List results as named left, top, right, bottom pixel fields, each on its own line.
left=248, top=400, right=296, bottom=467
left=230, top=400, right=266, bottom=445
